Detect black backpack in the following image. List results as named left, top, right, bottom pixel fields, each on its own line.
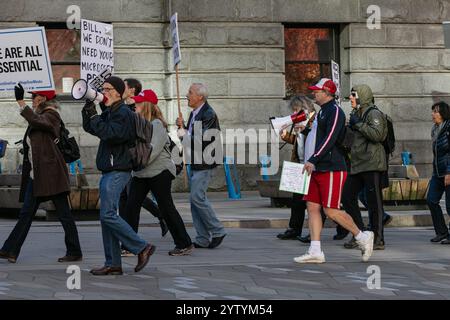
left=362, top=106, right=396, bottom=157
left=55, top=121, right=80, bottom=163
left=165, top=135, right=183, bottom=176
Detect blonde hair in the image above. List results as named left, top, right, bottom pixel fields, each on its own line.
left=138, top=102, right=168, bottom=128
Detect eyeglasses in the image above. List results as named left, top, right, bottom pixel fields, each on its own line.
left=101, top=87, right=115, bottom=92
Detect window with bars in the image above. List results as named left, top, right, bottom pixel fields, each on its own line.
left=284, top=25, right=339, bottom=98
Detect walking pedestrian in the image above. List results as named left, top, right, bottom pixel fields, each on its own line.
left=293, top=79, right=374, bottom=264
left=82, top=76, right=155, bottom=275
left=0, top=84, right=82, bottom=264
left=427, top=101, right=450, bottom=244
left=176, top=83, right=226, bottom=249
left=124, top=89, right=194, bottom=256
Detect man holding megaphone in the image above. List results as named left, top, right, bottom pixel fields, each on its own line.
left=82, top=76, right=156, bottom=275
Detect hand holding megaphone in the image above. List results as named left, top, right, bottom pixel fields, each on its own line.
left=71, top=79, right=108, bottom=104
left=270, top=110, right=308, bottom=133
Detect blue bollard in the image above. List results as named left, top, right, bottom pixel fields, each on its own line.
left=401, top=151, right=411, bottom=166
left=223, top=156, right=241, bottom=199
left=259, top=155, right=271, bottom=181
left=69, top=159, right=84, bottom=175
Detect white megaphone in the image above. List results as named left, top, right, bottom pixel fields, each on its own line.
left=270, top=110, right=308, bottom=133
left=71, top=79, right=107, bottom=103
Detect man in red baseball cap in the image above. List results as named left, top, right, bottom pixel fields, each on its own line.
left=292, top=78, right=374, bottom=264
left=307, top=78, right=337, bottom=95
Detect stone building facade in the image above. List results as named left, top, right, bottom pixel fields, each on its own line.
left=1, top=0, right=449, bottom=191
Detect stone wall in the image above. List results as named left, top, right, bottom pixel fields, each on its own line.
left=1, top=0, right=450, bottom=190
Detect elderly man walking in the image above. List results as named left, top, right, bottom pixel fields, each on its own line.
left=176, top=83, right=226, bottom=249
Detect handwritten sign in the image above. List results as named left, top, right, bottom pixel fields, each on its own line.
left=0, top=27, right=54, bottom=92
left=80, top=19, right=113, bottom=83
left=279, top=161, right=311, bottom=195
left=170, top=13, right=181, bottom=65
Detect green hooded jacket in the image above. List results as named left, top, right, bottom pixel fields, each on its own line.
left=350, top=84, right=388, bottom=175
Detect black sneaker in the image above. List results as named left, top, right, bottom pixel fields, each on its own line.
left=373, top=241, right=385, bottom=250
left=208, top=235, right=226, bottom=249
left=277, top=229, right=299, bottom=240
left=297, top=234, right=311, bottom=244
left=344, top=237, right=358, bottom=249
left=193, top=242, right=209, bottom=249
left=431, top=234, right=449, bottom=242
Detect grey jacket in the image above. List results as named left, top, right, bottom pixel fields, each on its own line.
left=132, top=119, right=176, bottom=179
left=350, top=84, right=388, bottom=175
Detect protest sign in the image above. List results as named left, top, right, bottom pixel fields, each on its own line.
left=170, top=13, right=181, bottom=66
left=279, top=161, right=311, bottom=195
left=0, top=27, right=54, bottom=92
left=80, top=19, right=113, bottom=83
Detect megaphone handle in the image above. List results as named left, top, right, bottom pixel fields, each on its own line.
left=279, top=123, right=295, bottom=150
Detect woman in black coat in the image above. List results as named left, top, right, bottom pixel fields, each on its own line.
left=427, top=101, right=450, bottom=244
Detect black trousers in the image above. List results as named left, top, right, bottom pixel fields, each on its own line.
left=341, top=171, right=385, bottom=243
left=124, top=170, right=192, bottom=249
left=119, top=181, right=162, bottom=220
left=290, top=193, right=326, bottom=235
left=1, top=179, right=82, bottom=258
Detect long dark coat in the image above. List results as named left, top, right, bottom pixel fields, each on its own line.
left=19, top=106, right=70, bottom=202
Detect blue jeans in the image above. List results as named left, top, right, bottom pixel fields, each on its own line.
left=426, top=175, right=450, bottom=236
left=189, top=169, right=226, bottom=247
left=99, top=171, right=147, bottom=267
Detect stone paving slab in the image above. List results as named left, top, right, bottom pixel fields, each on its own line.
left=0, top=225, right=449, bottom=299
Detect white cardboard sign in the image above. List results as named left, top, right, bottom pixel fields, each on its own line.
left=279, top=161, right=311, bottom=195
left=80, top=19, right=114, bottom=83
left=170, top=13, right=181, bottom=66
left=0, top=27, right=54, bottom=92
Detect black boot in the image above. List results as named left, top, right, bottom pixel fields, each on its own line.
left=276, top=229, right=299, bottom=240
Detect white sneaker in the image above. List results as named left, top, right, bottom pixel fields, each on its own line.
left=293, top=251, right=325, bottom=264
left=356, top=231, right=374, bottom=262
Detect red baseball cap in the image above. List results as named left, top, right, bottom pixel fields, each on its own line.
left=132, top=89, right=158, bottom=105
left=308, top=78, right=337, bottom=94
left=29, top=90, right=57, bottom=100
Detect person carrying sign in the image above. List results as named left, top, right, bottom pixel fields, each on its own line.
left=293, top=78, right=374, bottom=264
left=0, top=84, right=82, bottom=264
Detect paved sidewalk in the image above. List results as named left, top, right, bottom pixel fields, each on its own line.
left=0, top=224, right=449, bottom=300
left=27, top=191, right=448, bottom=229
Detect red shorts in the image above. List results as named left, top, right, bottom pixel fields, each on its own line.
left=303, top=171, right=347, bottom=209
